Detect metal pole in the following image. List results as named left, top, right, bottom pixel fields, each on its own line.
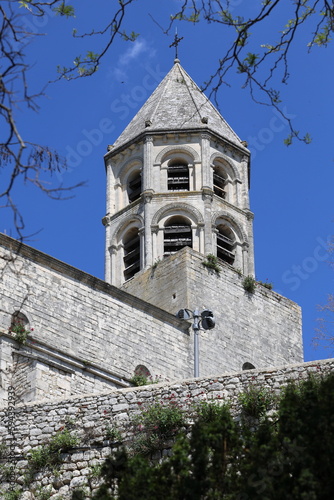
left=193, top=308, right=200, bottom=377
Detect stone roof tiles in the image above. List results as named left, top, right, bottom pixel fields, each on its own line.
left=112, top=61, right=244, bottom=150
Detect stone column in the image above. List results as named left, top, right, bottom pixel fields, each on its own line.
left=198, top=222, right=206, bottom=254
left=142, top=191, right=154, bottom=268
left=240, top=155, right=250, bottom=209
left=138, top=227, right=146, bottom=270
left=151, top=225, right=159, bottom=262
left=202, top=187, right=214, bottom=255
left=103, top=218, right=111, bottom=283
left=188, top=162, right=195, bottom=191
left=200, top=133, right=211, bottom=189
left=242, top=242, right=250, bottom=275
left=245, top=210, right=255, bottom=275
left=109, top=244, right=117, bottom=286
left=143, top=136, right=153, bottom=191
left=106, top=162, right=116, bottom=215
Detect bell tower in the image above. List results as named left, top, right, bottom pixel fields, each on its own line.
left=103, top=60, right=254, bottom=287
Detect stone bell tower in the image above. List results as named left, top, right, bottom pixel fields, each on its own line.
left=103, top=59, right=254, bottom=287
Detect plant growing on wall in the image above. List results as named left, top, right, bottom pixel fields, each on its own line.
left=131, top=399, right=186, bottom=456
left=242, top=275, right=257, bottom=293
left=3, top=488, right=22, bottom=500
left=89, top=374, right=334, bottom=500
left=130, top=373, right=162, bottom=387
left=27, top=429, right=79, bottom=481
left=8, top=319, right=33, bottom=345
left=257, top=280, right=273, bottom=290
left=105, top=425, right=122, bottom=444
left=202, top=254, right=221, bottom=274
left=238, top=384, right=276, bottom=419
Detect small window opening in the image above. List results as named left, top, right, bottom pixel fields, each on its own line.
left=242, top=362, right=256, bottom=370
left=134, top=365, right=151, bottom=378
left=213, top=169, right=226, bottom=199
left=11, top=311, right=29, bottom=329
left=217, top=225, right=235, bottom=265
left=164, top=217, right=192, bottom=256
left=128, top=171, right=141, bottom=203
left=167, top=162, right=189, bottom=191
left=123, top=228, right=140, bottom=281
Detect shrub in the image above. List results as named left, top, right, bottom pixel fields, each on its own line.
left=239, top=385, right=275, bottom=419
left=242, top=275, right=256, bottom=293
left=131, top=400, right=186, bottom=456
left=3, top=489, right=22, bottom=500
left=130, top=374, right=150, bottom=386
left=105, top=424, right=121, bottom=443
left=28, top=429, right=79, bottom=473
left=194, top=400, right=229, bottom=422
left=202, top=254, right=221, bottom=274
left=8, top=319, right=32, bottom=345
left=130, top=372, right=162, bottom=387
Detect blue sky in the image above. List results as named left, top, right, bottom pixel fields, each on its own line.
left=2, top=0, right=334, bottom=363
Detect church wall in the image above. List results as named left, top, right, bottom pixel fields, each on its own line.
left=121, top=247, right=303, bottom=374
left=0, top=358, right=333, bottom=498
left=0, top=235, right=191, bottom=404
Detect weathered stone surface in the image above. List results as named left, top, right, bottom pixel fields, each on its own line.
left=0, top=359, right=333, bottom=499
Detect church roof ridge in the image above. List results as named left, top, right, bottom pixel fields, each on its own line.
left=112, top=62, right=244, bottom=150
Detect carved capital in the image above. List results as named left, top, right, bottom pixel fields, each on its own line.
left=201, top=133, right=211, bottom=141
left=201, top=186, right=213, bottom=202
left=109, top=245, right=117, bottom=255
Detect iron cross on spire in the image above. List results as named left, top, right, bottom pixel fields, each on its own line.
left=169, top=30, right=184, bottom=61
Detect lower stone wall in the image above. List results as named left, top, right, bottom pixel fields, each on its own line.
left=0, top=358, right=333, bottom=499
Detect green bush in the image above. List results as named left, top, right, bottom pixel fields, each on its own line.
left=131, top=400, right=186, bottom=456
left=3, top=489, right=22, bottom=500
left=90, top=373, right=334, bottom=500
left=238, top=384, right=275, bottom=419
left=242, top=275, right=256, bottom=293
left=202, top=254, right=221, bottom=274
left=105, top=424, right=121, bottom=443
left=29, top=429, right=79, bottom=473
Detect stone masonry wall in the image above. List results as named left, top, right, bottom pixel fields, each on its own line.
left=0, top=234, right=190, bottom=404
left=122, top=247, right=303, bottom=374
left=0, top=358, right=333, bottom=499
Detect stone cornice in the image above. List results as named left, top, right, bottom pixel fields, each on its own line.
left=104, top=128, right=250, bottom=167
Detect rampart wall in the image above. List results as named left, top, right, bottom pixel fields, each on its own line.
left=0, top=358, right=333, bottom=499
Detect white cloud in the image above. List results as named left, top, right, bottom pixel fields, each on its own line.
left=109, top=38, right=156, bottom=83
left=119, top=39, right=147, bottom=66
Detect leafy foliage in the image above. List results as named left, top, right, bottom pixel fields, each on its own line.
left=8, top=319, right=32, bottom=345
left=242, top=275, right=257, bottom=293
left=130, top=399, right=186, bottom=456
left=86, top=374, right=334, bottom=499
left=202, top=254, right=221, bottom=274
left=239, top=384, right=276, bottom=419
left=28, top=429, right=78, bottom=476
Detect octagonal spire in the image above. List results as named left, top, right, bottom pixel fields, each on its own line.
left=112, top=62, right=244, bottom=151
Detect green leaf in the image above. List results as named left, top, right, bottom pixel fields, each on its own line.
left=54, top=2, right=75, bottom=18
left=303, top=133, right=312, bottom=144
